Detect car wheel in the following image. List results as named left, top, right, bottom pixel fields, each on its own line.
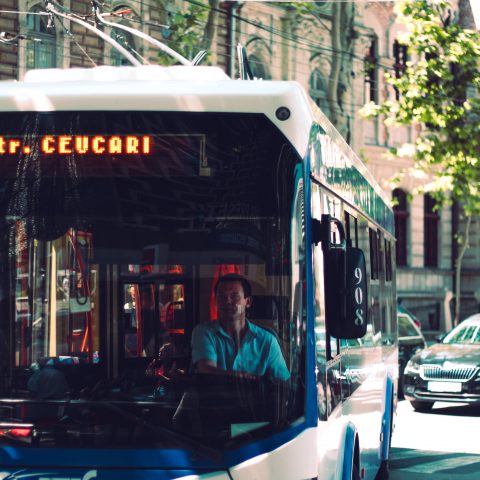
left=410, top=400, right=434, bottom=412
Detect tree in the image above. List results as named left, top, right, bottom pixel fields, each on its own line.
left=297, top=3, right=356, bottom=139
left=360, top=0, right=480, bottom=325
left=156, top=0, right=215, bottom=65
left=328, top=1, right=356, bottom=140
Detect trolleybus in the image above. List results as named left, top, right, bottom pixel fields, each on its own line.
left=0, top=65, right=397, bottom=480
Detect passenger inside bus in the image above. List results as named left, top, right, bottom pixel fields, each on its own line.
left=145, top=342, right=185, bottom=401
left=24, top=357, right=70, bottom=423
left=192, top=274, right=290, bottom=382
left=28, top=358, right=69, bottom=400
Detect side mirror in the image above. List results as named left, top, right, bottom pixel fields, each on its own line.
left=325, top=247, right=368, bottom=339
left=345, top=247, right=368, bottom=338
left=313, top=215, right=368, bottom=340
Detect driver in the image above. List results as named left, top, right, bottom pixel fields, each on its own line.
left=191, top=274, right=290, bottom=382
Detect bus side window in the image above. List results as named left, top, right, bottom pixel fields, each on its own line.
left=385, top=239, right=393, bottom=282
left=345, top=211, right=359, bottom=248
left=369, top=227, right=380, bottom=281
left=345, top=212, right=352, bottom=247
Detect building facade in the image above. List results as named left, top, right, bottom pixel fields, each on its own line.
left=0, top=0, right=478, bottom=331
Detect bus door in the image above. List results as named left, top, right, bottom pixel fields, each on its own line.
left=342, top=217, right=383, bottom=405
left=311, top=184, right=345, bottom=416
left=341, top=213, right=378, bottom=400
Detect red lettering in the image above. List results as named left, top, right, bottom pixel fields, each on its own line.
left=126, top=136, right=139, bottom=154
left=58, top=136, right=72, bottom=154
left=75, top=137, right=89, bottom=154
left=9, top=140, right=21, bottom=154
left=33, top=135, right=153, bottom=155
left=92, top=136, right=106, bottom=154
left=109, top=136, right=122, bottom=154
left=142, top=136, right=151, bottom=154
left=42, top=136, right=55, bottom=154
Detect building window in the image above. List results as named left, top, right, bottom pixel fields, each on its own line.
left=364, top=37, right=377, bottom=103
left=310, top=69, right=329, bottom=115
left=26, top=5, right=56, bottom=70
left=392, top=189, right=408, bottom=266
left=109, top=7, right=138, bottom=66
left=248, top=53, right=270, bottom=80
left=110, top=28, right=137, bottom=66
left=393, top=40, right=408, bottom=101
left=424, top=194, right=439, bottom=267
left=385, top=239, right=392, bottom=282
left=369, top=227, right=380, bottom=280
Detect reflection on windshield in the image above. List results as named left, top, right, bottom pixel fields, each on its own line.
left=444, top=323, right=480, bottom=344
left=0, top=112, right=305, bottom=450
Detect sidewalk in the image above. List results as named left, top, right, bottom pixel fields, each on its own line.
left=391, top=472, right=480, bottom=479
left=390, top=447, right=480, bottom=479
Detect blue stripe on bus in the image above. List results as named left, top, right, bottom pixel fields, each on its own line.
left=380, top=375, right=394, bottom=461
left=0, top=467, right=211, bottom=480
left=0, top=446, right=220, bottom=469
left=0, top=422, right=312, bottom=471
left=342, top=422, right=357, bottom=480
left=303, top=150, right=320, bottom=427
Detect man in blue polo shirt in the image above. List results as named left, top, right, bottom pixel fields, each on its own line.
left=192, top=274, right=290, bottom=382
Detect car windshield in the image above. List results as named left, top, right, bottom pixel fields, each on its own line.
left=0, top=111, right=306, bottom=450
left=398, top=315, right=420, bottom=338
left=443, top=322, right=480, bottom=344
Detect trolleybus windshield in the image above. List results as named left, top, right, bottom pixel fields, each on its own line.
left=0, top=111, right=306, bottom=450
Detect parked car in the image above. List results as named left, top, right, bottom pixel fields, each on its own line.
left=398, top=312, right=426, bottom=398
left=403, top=313, right=480, bottom=412
left=398, top=303, right=421, bottom=329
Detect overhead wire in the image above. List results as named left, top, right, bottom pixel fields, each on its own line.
left=0, top=2, right=464, bottom=114
left=0, top=1, right=421, bottom=153
left=0, top=12, right=147, bottom=69
left=45, top=0, right=142, bottom=65
left=0, top=3, right=400, bottom=73
left=110, top=10, right=341, bottom=79
left=80, top=0, right=368, bottom=65
left=106, top=0, right=403, bottom=74
left=95, top=7, right=192, bottom=65
left=0, top=20, right=398, bottom=114
left=54, top=14, right=98, bottom=67
left=109, top=27, right=151, bottom=64
left=0, top=4, right=192, bottom=66
left=142, top=0, right=401, bottom=112
left=0, top=40, right=106, bottom=70
left=176, top=0, right=380, bottom=62
left=0, top=9, right=50, bottom=15
left=0, top=14, right=132, bottom=69
left=0, top=32, right=22, bottom=45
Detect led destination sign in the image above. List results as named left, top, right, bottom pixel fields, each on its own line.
left=0, top=133, right=208, bottom=177
left=0, top=135, right=151, bottom=155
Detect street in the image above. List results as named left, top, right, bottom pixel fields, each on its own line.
left=390, top=400, right=480, bottom=479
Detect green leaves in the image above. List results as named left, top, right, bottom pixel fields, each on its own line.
left=361, top=0, right=480, bottom=216
left=157, top=2, right=209, bottom=65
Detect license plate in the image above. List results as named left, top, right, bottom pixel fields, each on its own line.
left=427, top=381, right=462, bottom=393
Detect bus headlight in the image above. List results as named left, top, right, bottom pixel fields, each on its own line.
left=404, top=359, right=420, bottom=375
